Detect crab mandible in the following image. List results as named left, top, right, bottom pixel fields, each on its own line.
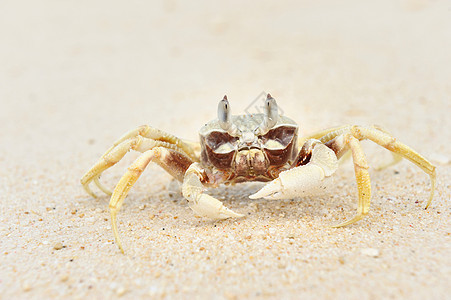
left=81, top=94, right=436, bottom=253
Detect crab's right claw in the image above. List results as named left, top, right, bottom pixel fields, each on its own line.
left=250, top=143, right=339, bottom=200
left=249, top=164, right=331, bottom=200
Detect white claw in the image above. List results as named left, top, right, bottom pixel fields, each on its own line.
left=250, top=164, right=328, bottom=200
left=188, top=194, right=244, bottom=220
left=249, top=178, right=283, bottom=199
left=182, top=166, right=244, bottom=220
left=250, top=144, right=338, bottom=200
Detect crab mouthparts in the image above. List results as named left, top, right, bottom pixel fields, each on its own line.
left=238, top=145, right=261, bottom=151
left=239, top=131, right=258, bottom=147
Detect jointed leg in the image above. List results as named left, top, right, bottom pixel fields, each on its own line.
left=81, top=125, right=199, bottom=198
left=322, top=125, right=436, bottom=227
left=82, top=136, right=144, bottom=197
left=81, top=136, right=187, bottom=197
left=109, top=147, right=194, bottom=253
left=374, top=152, right=402, bottom=171
left=369, top=125, right=402, bottom=171
left=330, top=135, right=371, bottom=227
left=298, top=125, right=350, bottom=148
left=325, top=125, right=402, bottom=170
left=350, top=125, right=436, bottom=208
left=94, top=177, right=113, bottom=196
left=103, top=125, right=198, bottom=161
left=181, top=139, right=202, bottom=156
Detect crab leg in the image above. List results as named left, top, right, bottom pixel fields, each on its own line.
left=103, top=125, right=198, bottom=162
left=182, top=163, right=244, bottom=220
left=250, top=141, right=339, bottom=200
left=109, top=147, right=193, bottom=253
left=81, top=135, right=193, bottom=198
left=330, top=135, right=371, bottom=227
left=320, top=125, right=436, bottom=227
left=82, top=137, right=144, bottom=198
left=325, top=125, right=436, bottom=209
left=181, top=139, right=202, bottom=156
left=297, top=125, right=349, bottom=148
left=369, top=126, right=402, bottom=171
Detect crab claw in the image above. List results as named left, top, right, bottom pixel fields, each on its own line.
left=249, top=164, right=329, bottom=200
left=250, top=143, right=338, bottom=200
left=182, top=163, right=244, bottom=220
left=187, top=193, right=244, bottom=219
left=249, top=177, right=283, bottom=200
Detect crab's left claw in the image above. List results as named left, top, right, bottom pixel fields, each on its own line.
left=183, top=163, right=244, bottom=219
left=250, top=143, right=338, bottom=200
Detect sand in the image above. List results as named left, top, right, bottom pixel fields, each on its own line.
left=1, top=1, right=450, bottom=299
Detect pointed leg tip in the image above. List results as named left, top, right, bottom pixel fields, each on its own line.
left=94, top=177, right=113, bottom=196
left=332, top=215, right=365, bottom=228
left=82, top=184, right=98, bottom=199
left=330, top=221, right=347, bottom=228
left=114, top=240, right=125, bottom=254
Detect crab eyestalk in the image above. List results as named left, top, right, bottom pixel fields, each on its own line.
left=256, top=94, right=279, bottom=135
left=218, top=95, right=239, bottom=136
left=218, top=95, right=231, bottom=130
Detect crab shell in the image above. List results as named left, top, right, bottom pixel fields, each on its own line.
left=199, top=114, right=299, bottom=182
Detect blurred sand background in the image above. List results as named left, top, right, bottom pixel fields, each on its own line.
left=1, top=0, right=450, bottom=299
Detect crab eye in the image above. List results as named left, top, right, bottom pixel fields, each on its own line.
left=264, top=94, right=278, bottom=129
left=218, top=95, right=240, bottom=136
left=254, top=93, right=279, bottom=135
left=218, top=95, right=231, bottom=131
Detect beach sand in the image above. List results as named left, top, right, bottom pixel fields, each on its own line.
left=1, top=1, right=450, bottom=299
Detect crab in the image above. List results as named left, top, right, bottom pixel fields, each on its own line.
left=81, top=94, right=436, bottom=253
